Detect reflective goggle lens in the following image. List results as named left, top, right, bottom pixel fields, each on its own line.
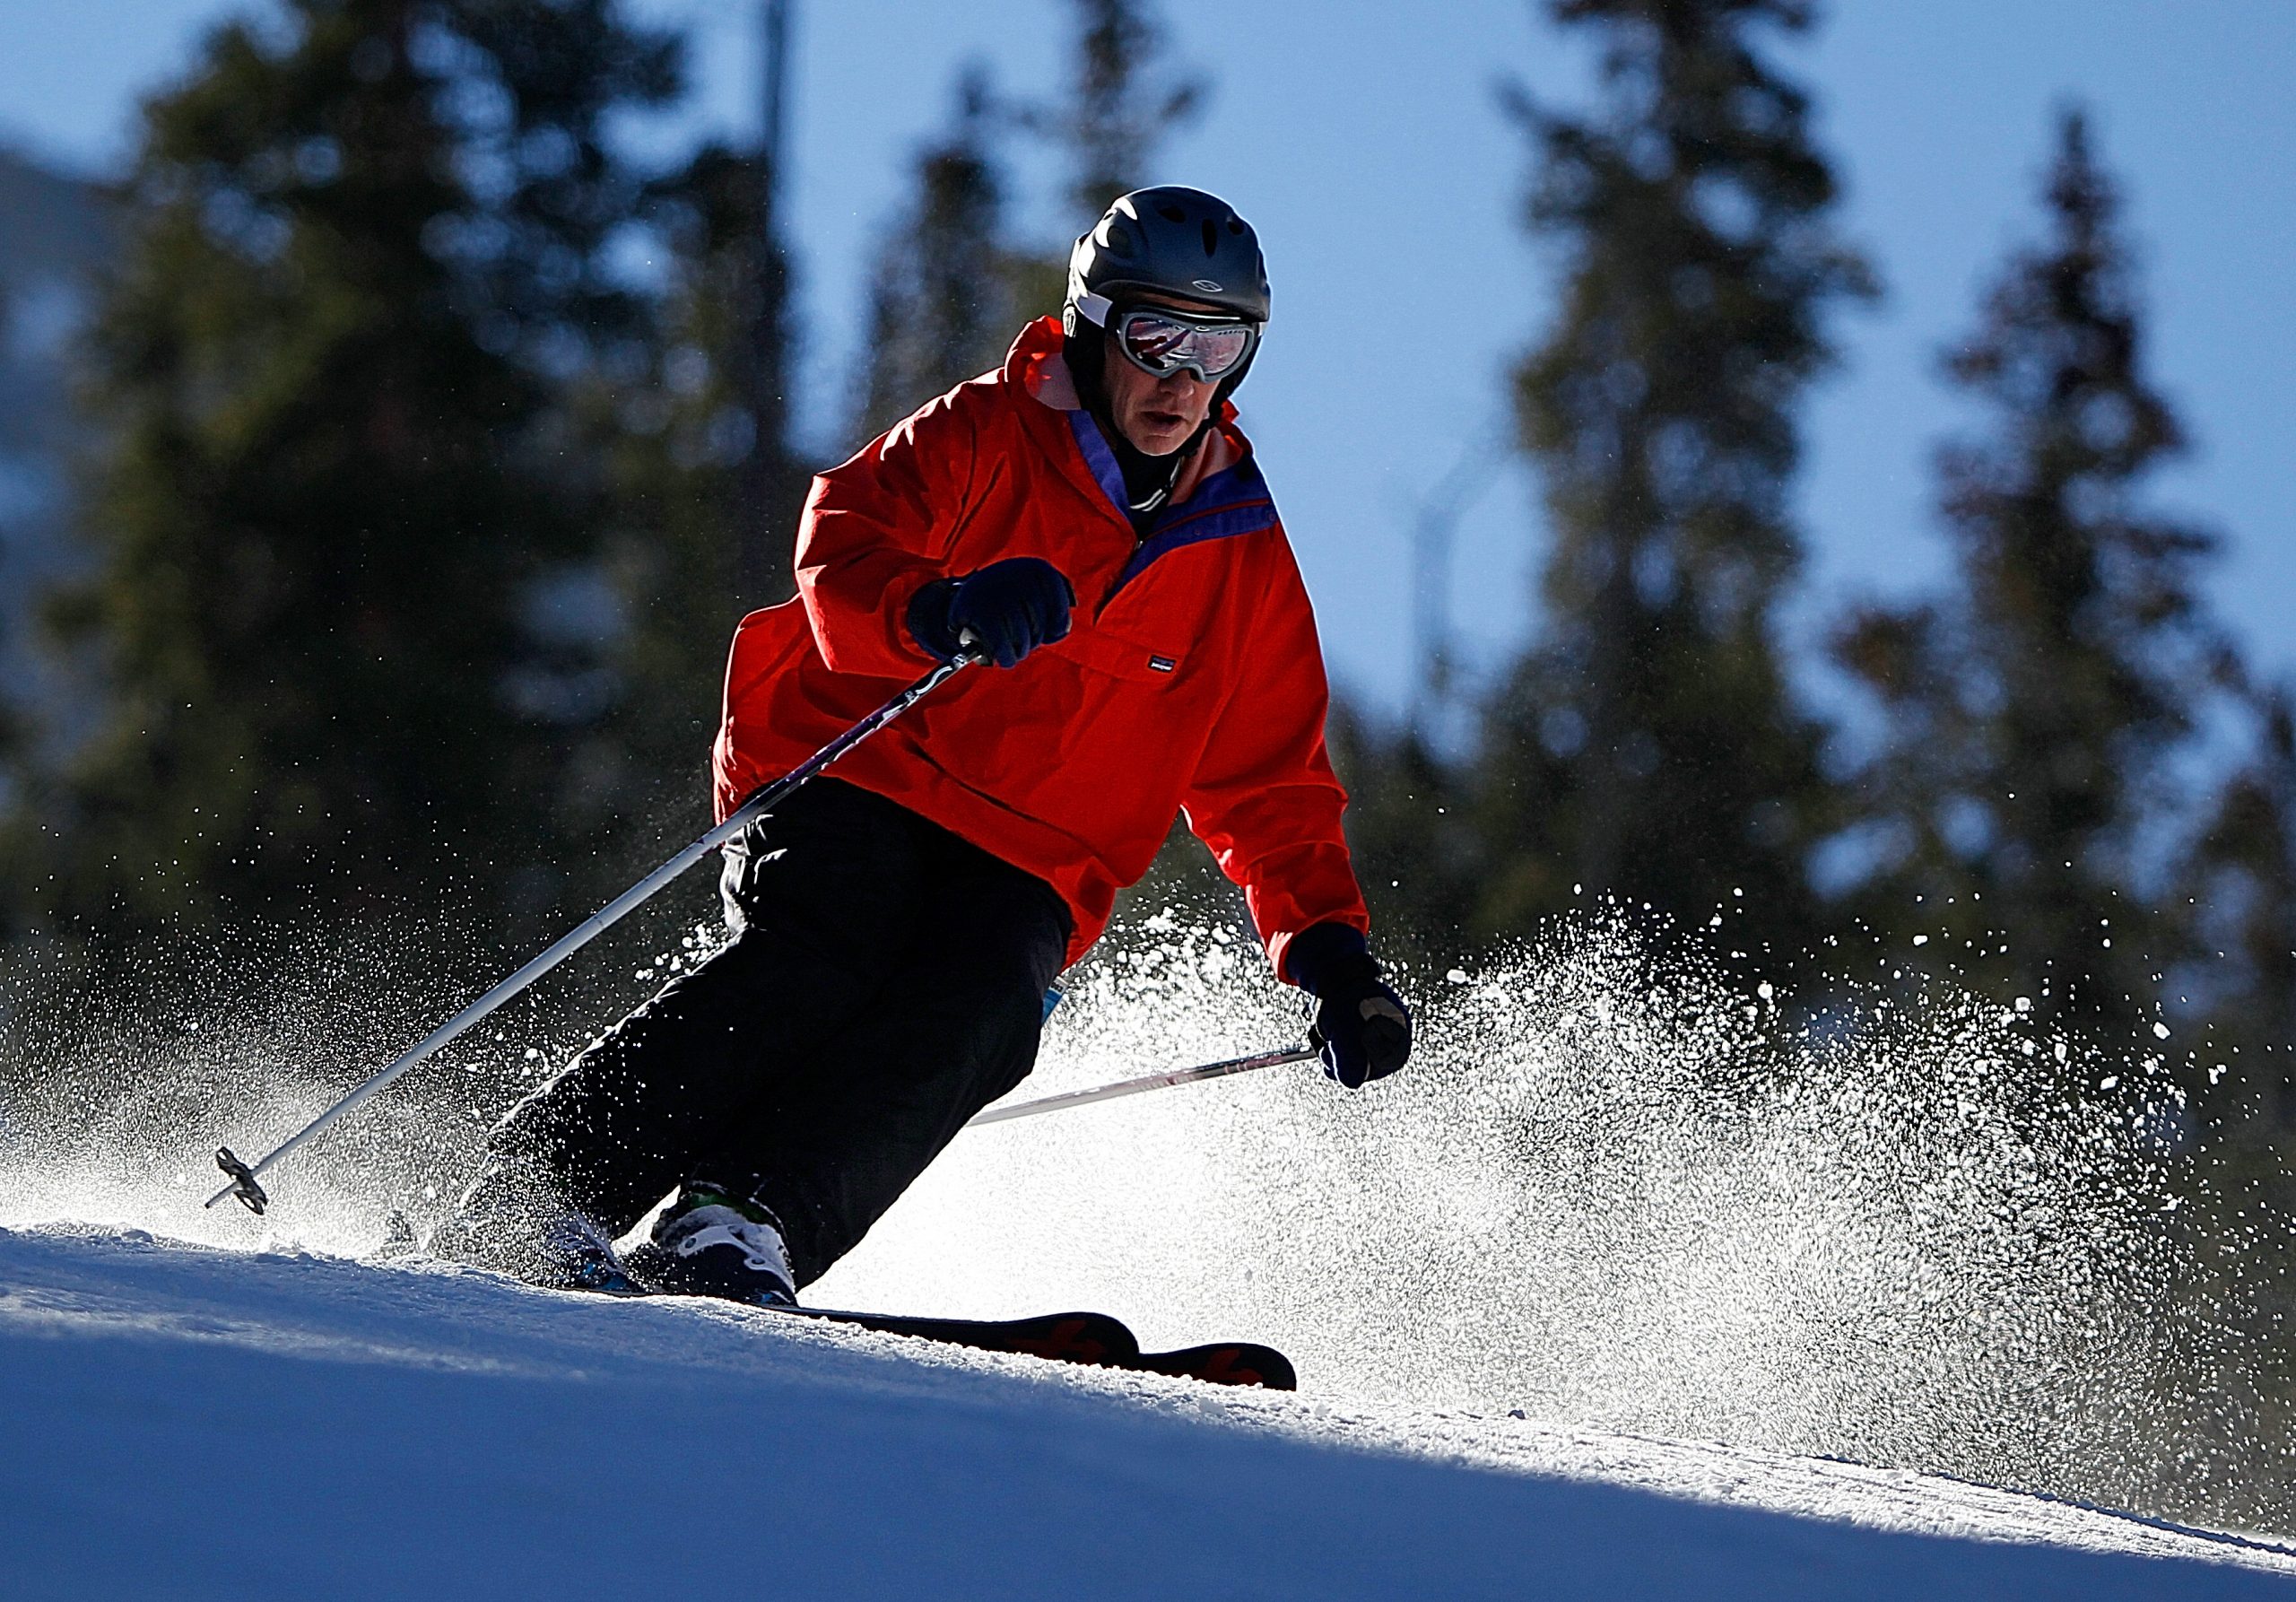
left=1113, top=309, right=1256, bottom=380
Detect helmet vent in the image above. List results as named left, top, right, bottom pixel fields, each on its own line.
left=1066, top=186, right=1269, bottom=330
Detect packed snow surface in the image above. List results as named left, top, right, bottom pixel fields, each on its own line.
left=2, top=1224, right=2289, bottom=1599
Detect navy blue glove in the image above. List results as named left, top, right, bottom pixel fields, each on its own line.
left=907, top=558, right=1074, bottom=669
left=1284, top=922, right=1412, bottom=1090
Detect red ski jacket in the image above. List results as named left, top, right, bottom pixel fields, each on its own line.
left=712, top=316, right=1370, bottom=973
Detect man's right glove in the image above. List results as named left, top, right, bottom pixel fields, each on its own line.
left=1283, top=921, right=1412, bottom=1090
left=908, top=558, right=1074, bottom=668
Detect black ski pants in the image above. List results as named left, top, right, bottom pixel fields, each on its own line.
left=486, top=779, right=1069, bottom=1286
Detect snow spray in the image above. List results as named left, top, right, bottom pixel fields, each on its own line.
left=821, top=901, right=2292, bottom=1536
left=0, top=898, right=2288, bottom=1534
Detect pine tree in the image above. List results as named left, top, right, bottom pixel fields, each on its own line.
left=1327, top=710, right=1482, bottom=950
left=848, top=0, right=1205, bottom=461
left=1831, top=109, right=2231, bottom=1031
left=1011, top=0, right=1205, bottom=318
left=729, top=1, right=804, bottom=611
left=2178, top=680, right=2296, bottom=1496
left=845, top=69, right=1019, bottom=451
left=0, top=152, right=116, bottom=752
left=13, top=0, right=678, bottom=953
left=1468, top=0, right=1872, bottom=964
left=2190, top=685, right=2296, bottom=1115
left=576, top=141, right=796, bottom=869
left=1045, top=0, right=1203, bottom=222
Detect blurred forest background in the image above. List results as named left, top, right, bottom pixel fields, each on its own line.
left=0, top=0, right=2290, bottom=1506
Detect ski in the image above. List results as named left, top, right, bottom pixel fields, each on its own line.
left=767, top=1305, right=1137, bottom=1367
left=1132, top=1340, right=1297, bottom=1390
left=403, top=1225, right=1296, bottom=1388
left=764, top=1304, right=1295, bottom=1390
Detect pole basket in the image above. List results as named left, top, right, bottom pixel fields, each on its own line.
left=214, top=1147, right=268, bottom=1215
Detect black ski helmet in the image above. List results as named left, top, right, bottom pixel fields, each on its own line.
left=1064, top=185, right=1272, bottom=331
left=1063, top=187, right=1270, bottom=405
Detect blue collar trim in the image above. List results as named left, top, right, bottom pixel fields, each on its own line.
left=1065, top=409, right=1132, bottom=521
left=1116, top=459, right=1279, bottom=589
left=1064, top=411, right=1280, bottom=589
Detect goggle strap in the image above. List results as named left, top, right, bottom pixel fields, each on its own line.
left=1077, top=292, right=1258, bottom=335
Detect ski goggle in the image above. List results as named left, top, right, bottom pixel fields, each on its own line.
left=1104, top=303, right=1259, bottom=382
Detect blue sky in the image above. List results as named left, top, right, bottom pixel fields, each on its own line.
left=3, top=0, right=2290, bottom=730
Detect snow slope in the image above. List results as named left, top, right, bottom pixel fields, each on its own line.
left=4, top=1223, right=2288, bottom=1600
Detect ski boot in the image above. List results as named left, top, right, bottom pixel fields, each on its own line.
left=622, top=1180, right=797, bottom=1308
left=428, top=1161, right=642, bottom=1295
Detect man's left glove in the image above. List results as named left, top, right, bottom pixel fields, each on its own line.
left=1284, top=921, right=1412, bottom=1090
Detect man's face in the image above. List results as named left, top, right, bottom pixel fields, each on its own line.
left=1100, top=294, right=1227, bottom=457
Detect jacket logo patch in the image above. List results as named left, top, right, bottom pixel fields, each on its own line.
left=1148, top=654, right=1178, bottom=673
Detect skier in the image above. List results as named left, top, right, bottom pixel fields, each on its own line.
left=437, top=187, right=1413, bottom=1304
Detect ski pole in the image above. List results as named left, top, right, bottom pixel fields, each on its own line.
left=964, top=1042, right=1319, bottom=1127
left=208, top=649, right=979, bottom=1215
